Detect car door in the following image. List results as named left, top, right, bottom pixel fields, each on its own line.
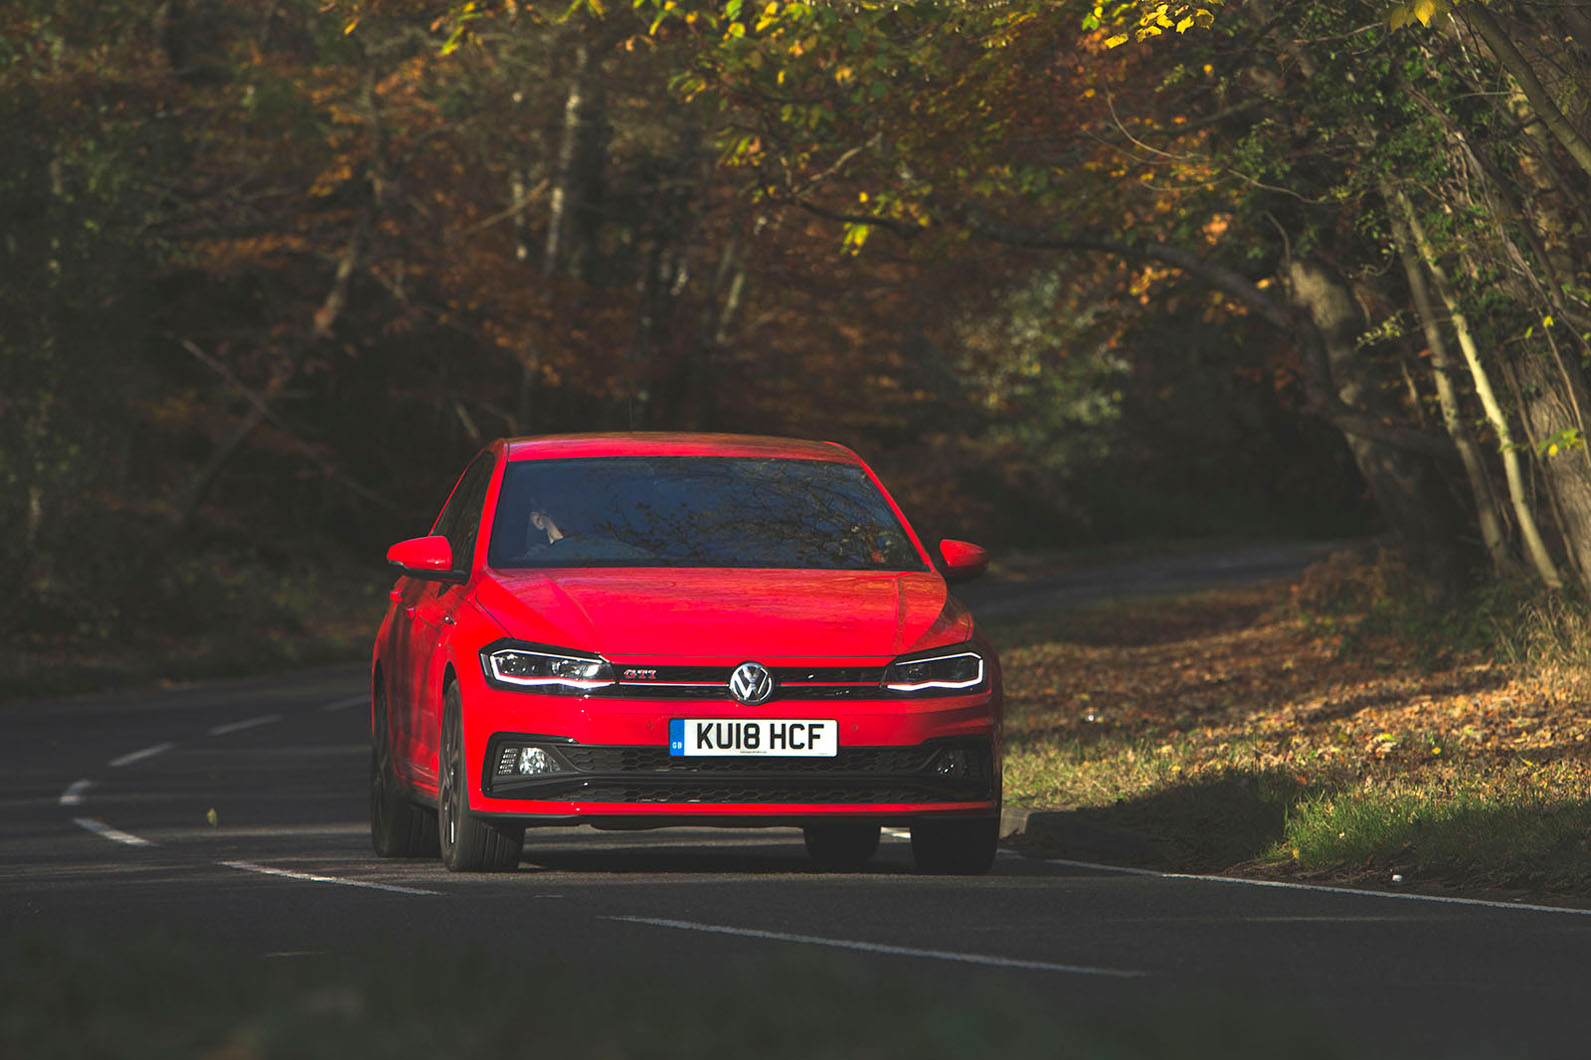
left=401, top=451, right=496, bottom=792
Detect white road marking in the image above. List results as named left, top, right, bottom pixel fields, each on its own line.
left=1037, top=855, right=1591, bottom=917
left=73, top=817, right=155, bottom=847
left=208, top=713, right=283, bottom=736
left=605, top=916, right=1145, bottom=978
left=321, top=695, right=367, bottom=713
left=59, top=779, right=94, bottom=807
left=109, top=742, right=176, bottom=768
left=1161, top=870, right=1591, bottom=918
left=219, top=860, right=442, bottom=897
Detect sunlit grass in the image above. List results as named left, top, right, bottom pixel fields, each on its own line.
left=1278, top=769, right=1591, bottom=890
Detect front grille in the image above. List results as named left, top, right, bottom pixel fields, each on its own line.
left=484, top=736, right=994, bottom=805
left=569, top=783, right=947, bottom=804
left=555, top=746, right=937, bottom=775
left=599, top=664, right=886, bottom=701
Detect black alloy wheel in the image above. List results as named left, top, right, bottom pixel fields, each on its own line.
left=438, top=684, right=524, bottom=872
left=909, top=815, right=1000, bottom=875
left=370, top=681, right=438, bottom=858
left=802, top=822, right=882, bottom=869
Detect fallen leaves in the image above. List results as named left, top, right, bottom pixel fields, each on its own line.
left=995, top=581, right=1591, bottom=801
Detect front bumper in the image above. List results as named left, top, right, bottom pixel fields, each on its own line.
left=484, top=733, right=996, bottom=806
left=457, top=658, right=1002, bottom=822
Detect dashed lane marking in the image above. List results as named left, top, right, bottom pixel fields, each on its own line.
left=321, top=695, right=368, bottom=712
left=59, top=779, right=93, bottom=807
left=73, top=817, right=155, bottom=847
left=605, top=915, right=1146, bottom=978
left=219, top=860, right=443, bottom=896
left=208, top=713, right=283, bottom=737
left=108, top=742, right=176, bottom=768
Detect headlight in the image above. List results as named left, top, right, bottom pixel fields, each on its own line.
left=481, top=642, right=616, bottom=694
left=881, top=648, right=985, bottom=693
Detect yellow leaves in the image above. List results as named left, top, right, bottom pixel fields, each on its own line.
left=1100, top=3, right=1218, bottom=48
left=841, top=221, right=872, bottom=254
left=1388, top=0, right=1448, bottom=31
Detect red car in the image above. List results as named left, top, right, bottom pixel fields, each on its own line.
left=370, top=433, right=1002, bottom=874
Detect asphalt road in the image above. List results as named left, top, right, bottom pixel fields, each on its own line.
left=955, top=539, right=1358, bottom=620
left=7, top=549, right=1591, bottom=1058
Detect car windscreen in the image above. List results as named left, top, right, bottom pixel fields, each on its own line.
left=487, top=456, right=927, bottom=571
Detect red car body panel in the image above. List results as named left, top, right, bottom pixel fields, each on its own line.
left=372, top=433, right=1002, bottom=828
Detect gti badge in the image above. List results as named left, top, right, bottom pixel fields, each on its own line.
left=728, top=661, right=775, bottom=705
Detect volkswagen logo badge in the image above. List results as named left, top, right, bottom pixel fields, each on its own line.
left=728, top=661, right=775, bottom=705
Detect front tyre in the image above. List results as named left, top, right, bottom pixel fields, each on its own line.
left=438, top=685, right=523, bottom=872
left=370, top=682, right=438, bottom=858
left=910, top=815, right=999, bottom=875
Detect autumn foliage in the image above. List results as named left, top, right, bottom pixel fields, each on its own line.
left=6, top=1, right=1591, bottom=691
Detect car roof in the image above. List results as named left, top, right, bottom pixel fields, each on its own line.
left=500, top=432, right=862, bottom=463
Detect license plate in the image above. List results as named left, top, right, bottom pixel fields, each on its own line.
left=669, top=718, right=837, bottom=757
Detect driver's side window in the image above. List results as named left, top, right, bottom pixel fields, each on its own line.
left=431, top=452, right=496, bottom=571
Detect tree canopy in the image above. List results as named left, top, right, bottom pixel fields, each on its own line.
left=6, top=0, right=1591, bottom=656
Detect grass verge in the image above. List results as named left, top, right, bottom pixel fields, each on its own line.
left=990, top=557, right=1591, bottom=900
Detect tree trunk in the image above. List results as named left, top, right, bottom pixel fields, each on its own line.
left=1286, top=258, right=1469, bottom=598
left=1385, top=190, right=1515, bottom=576
left=543, top=42, right=589, bottom=277
left=1460, top=5, right=1591, bottom=181
left=1515, top=352, right=1591, bottom=595
left=1394, top=189, right=1563, bottom=589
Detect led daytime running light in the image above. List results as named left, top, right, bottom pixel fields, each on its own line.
left=883, top=650, right=984, bottom=692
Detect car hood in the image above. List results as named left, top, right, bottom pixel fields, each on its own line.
left=473, top=568, right=972, bottom=660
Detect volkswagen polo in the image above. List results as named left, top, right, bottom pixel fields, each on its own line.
left=370, top=433, right=1002, bottom=873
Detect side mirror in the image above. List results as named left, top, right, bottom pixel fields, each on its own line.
left=938, top=539, right=989, bottom=583
left=387, top=535, right=465, bottom=582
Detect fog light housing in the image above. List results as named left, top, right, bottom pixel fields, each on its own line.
left=935, top=749, right=970, bottom=777
left=495, top=743, right=566, bottom=777
left=519, top=747, right=558, bottom=775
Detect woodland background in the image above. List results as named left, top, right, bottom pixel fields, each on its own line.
left=5, top=0, right=1591, bottom=685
